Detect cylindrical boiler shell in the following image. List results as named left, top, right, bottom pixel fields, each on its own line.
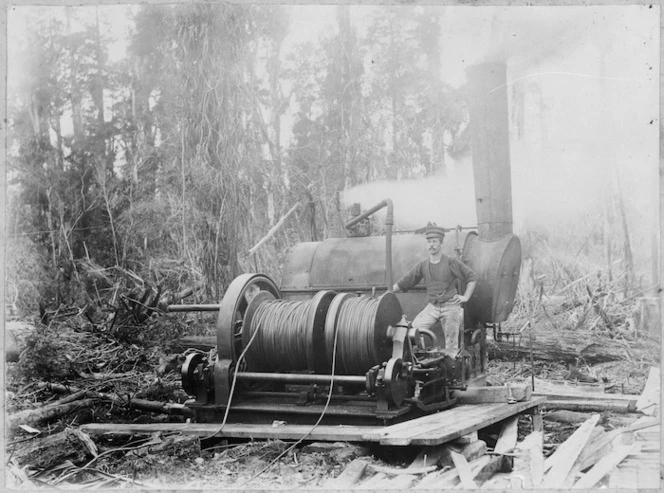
left=462, top=232, right=521, bottom=324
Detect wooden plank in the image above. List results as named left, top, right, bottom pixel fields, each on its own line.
left=608, top=463, right=639, bottom=489
left=512, top=431, right=544, bottom=488
left=530, top=405, right=543, bottom=431
left=365, top=402, right=492, bottom=440
left=635, top=366, right=660, bottom=415
left=362, top=398, right=544, bottom=443
left=414, top=466, right=460, bottom=488
left=402, top=399, right=544, bottom=446
left=369, top=474, right=417, bottom=489
left=451, top=430, right=478, bottom=445
left=323, top=458, right=368, bottom=488
left=560, top=427, right=610, bottom=488
left=456, top=383, right=531, bottom=404
left=480, top=472, right=512, bottom=489
left=473, top=455, right=512, bottom=484
left=406, top=444, right=451, bottom=470
left=420, top=455, right=493, bottom=489
left=574, top=428, right=635, bottom=472
left=628, top=415, right=660, bottom=432
left=81, top=422, right=376, bottom=442
left=450, top=450, right=477, bottom=489
left=572, top=444, right=640, bottom=489
left=541, top=414, right=600, bottom=488
left=493, top=416, right=518, bottom=454
left=408, top=439, right=488, bottom=481
left=370, top=398, right=545, bottom=446
left=355, top=472, right=387, bottom=489
left=366, top=463, right=436, bottom=476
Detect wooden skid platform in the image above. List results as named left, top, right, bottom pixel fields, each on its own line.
left=81, top=397, right=545, bottom=446
left=366, top=397, right=545, bottom=446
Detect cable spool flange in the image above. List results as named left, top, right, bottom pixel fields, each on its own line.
left=216, top=274, right=281, bottom=363
left=305, top=290, right=337, bottom=374
left=374, top=292, right=403, bottom=361
left=324, top=293, right=355, bottom=373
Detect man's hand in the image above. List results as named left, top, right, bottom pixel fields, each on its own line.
left=452, top=294, right=468, bottom=304
left=392, top=283, right=401, bottom=293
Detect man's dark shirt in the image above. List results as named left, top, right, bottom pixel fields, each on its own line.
left=395, top=254, right=478, bottom=305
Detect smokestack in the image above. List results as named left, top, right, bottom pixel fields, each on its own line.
left=466, top=63, right=513, bottom=240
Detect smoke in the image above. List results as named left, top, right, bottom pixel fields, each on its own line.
left=340, top=159, right=477, bottom=232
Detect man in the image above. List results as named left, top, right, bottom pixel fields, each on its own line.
left=393, top=224, right=478, bottom=349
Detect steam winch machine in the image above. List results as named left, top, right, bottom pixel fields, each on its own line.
left=181, top=273, right=472, bottom=425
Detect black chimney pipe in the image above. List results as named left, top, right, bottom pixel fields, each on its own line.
left=466, top=63, right=514, bottom=241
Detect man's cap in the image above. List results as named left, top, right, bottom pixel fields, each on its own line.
left=424, top=222, right=447, bottom=239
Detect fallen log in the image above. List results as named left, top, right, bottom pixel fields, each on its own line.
left=487, top=330, right=630, bottom=364
left=8, top=429, right=96, bottom=469
left=545, top=410, right=593, bottom=424
left=170, top=335, right=215, bottom=353
left=542, top=399, right=637, bottom=414
left=11, top=388, right=192, bottom=432
left=9, top=399, right=98, bottom=433
left=6, top=321, right=36, bottom=362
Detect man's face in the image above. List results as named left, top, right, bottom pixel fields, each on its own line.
left=427, top=237, right=443, bottom=255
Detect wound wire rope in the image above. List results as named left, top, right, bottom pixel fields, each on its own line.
left=245, top=298, right=313, bottom=371
left=335, top=295, right=380, bottom=374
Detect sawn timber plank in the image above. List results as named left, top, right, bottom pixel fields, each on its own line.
left=368, top=398, right=545, bottom=446
left=80, top=422, right=376, bottom=442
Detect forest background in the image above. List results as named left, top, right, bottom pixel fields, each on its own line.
left=4, top=3, right=660, bottom=324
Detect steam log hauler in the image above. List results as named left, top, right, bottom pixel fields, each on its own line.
left=393, top=223, right=478, bottom=349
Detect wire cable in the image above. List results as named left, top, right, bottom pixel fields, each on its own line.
left=336, top=295, right=380, bottom=374
left=246, top=299, right=312, bottom=371
left=237, top=303, right=342, bottom=488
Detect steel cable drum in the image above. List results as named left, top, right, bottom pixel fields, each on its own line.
left=241, top=290, right=336, bottom=372
left=324, top=292, right=402, bottom=375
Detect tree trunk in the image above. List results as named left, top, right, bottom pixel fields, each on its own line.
left=615, top=177, right=634, bottom=297
left=542, top=399, right=637, bottom=414
left=66, top=6, right=84, bottom=154
left=9, top=399, right=98, bottom=433
left=9, top=429, right=96, bottom=469
left=172, top=335, right=216, bottom=353
left=487, top=329, right=630, bottom=365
